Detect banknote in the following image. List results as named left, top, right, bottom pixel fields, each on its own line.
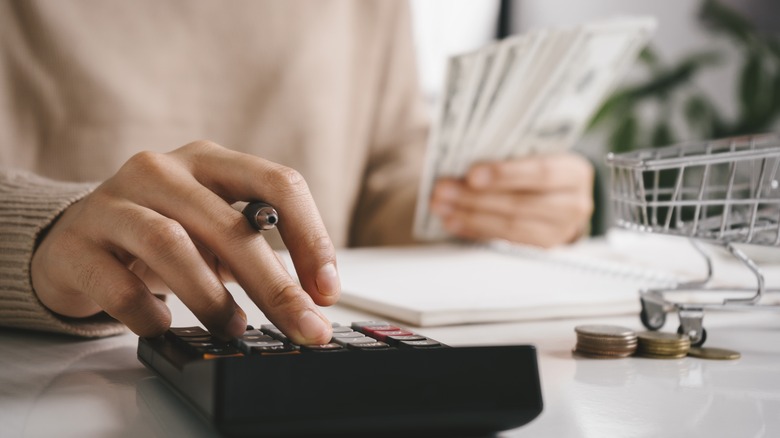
left=413, top=17, right=657, bottom=241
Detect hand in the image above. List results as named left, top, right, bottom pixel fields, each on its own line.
left=31, top=141, right=339, bottom=343
left=430, top=152, right=594, bottom=247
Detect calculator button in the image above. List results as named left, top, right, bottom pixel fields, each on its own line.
left=350, top=321, right=391, bottom=330
left=169, top=327, right=210, bottom=338
left=361, top=325, right=401, bottom=334
left=242, top=334, right=275, bottom=342
left=188, top=341, right=222, bottom=348
left=203, top=352, right=244, bottom=360
left=386, top=335, right=427, bottom=344
left=333, top=336, right=376, bottom=346
left=369, top=330, right=414, bottom=341
left=300, top=343, right=346, bottom=352
left=201, top=346, right=243, bottom=355
left=242, top=329, right=265, bottom=336
left=243, top=340, right=285, bottom=348
left=260, top=326, right=289, bottom=341
left=331, top=326, right=354, bottom=333
left=250, top=345, right=299, bottom=355
left=399, top=339, right=442, bottom=348
left=348, top=341, right=390, bottom=350
left=331, top=331, right=364, bottom=339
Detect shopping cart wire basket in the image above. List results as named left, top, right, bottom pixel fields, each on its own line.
left=607, top=133, right=780, bottom=346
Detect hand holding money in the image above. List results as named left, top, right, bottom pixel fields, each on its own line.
left=413, top=17, right=656, bottom=242
left=429, top=152, right=594, bottom=247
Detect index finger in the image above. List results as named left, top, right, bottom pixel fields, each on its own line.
left=172, top=141, right=341, bottom=304
left=465, top=153, right=594, bottom=192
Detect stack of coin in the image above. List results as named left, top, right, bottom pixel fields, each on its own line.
left=636, top=331, right=690, bottom=359
left=574, top=325, right=638, bottom=359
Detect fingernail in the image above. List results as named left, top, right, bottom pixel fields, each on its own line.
left=316, top=263, right=341, bottom=296
left=298, top=310, right=331, bottom=342
left=225, top=309, right=247, bottom=338
left=469, top=167, right=492, bottom=188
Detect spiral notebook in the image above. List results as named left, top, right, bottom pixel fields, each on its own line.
left=334, top=239, right=682, bottom=327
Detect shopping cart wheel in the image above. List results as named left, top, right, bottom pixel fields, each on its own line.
left=640, top=298, right=665, bottom=331
left=677, top=325, right=707, bottom=347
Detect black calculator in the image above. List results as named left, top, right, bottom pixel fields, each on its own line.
left=137, top=321, right=543, bottom=437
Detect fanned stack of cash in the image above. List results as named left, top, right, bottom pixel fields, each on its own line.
left=413, top=17, right=657, bottom=240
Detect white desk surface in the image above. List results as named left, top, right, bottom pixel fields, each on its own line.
left=2, top=285, right=779, bottom=437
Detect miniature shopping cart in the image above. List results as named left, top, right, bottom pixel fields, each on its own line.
left=607, top=134, right=780, bottom=346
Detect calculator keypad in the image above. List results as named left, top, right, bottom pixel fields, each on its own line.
left=164, top=321, right=446, bottom=359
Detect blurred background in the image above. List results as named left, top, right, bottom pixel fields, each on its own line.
left=410, top=0, right=780, bottom=232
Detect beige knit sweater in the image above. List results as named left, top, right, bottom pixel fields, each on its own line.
left=0, top=1, right=428, bottom=337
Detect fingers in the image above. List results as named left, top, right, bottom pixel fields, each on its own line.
left=429, top=153, right=595, bottom=247
left=104, top=200, right=246, bottom=339
left=32, top=140, right=337, bottom=344
left=168, top=141, right=341, bottom=304
left=126, top=180, right=331, bottom=343
left=34, top=231, right=173, bottom=337
left=432, top=180, right=589, bottom=225
left=465, top=153, right=594, bottom=192
left=137, top=184, right=332, bottom=344
left=79, top=251, right=173, bottom=338
left=431, top=183, right=589, bottom=246
left=110, top=143, right=334, bottom=343
left=226, top=236, right=332, bottom=345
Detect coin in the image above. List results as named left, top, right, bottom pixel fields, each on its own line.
left=635, top=330, right=691, bottom=359
left=687, top=347, right=741, bottom=360
left=640, top=352, right=688, bottom=359
left=637, top=331, right=689, bottom=344
left=572, top=349, right=633, bottom=359
left=575, top=325, right=635, bottom=338
left=577, top=338, right=636, bottom=347
left=573, top=325, right=638, bottom=358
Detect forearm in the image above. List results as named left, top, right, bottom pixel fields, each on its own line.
left=0, top=168, right=125, bottom=337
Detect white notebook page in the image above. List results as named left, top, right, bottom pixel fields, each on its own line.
left=334, top=241, right=678, bottom=327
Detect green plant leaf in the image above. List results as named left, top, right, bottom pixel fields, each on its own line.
left=609, top=115, right=638, bottom=153
left=739, top=53, right=762, bottom=115
left=772, top=68, right=780, bottom=122
left=651, top=121, right=675, bottom=147
left=699, top=0, right=754, bottom=45
left=587, top=91, right=633, bottom=130
left=638, top=46, right=663, bottom=73
left=626, top=51, right=721, bottom=100
left=736, top=52, right=776, bottom=133
left=684, top=95, right=715, bottom=137
left=768, top=39, right=780, bottom=61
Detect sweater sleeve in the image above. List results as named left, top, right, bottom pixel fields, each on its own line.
left=348, top=1, right=430, bottom=247
left=0, top=168, right=126, bottom=337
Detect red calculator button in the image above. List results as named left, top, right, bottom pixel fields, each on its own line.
left=370, top=330, right=414, bottom=341
left=361, top=325, right=400, bottom=334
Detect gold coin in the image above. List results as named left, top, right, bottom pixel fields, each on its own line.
left=576, top=325, right=636, bottom=338
left=687, top=347, right=741, bottom=360
left=573, top=349, right=633, bottom=359
left=577, top=332, right=637, bottom=341
left=638, top=349, right=689, bottom=357
left=637, top=331, right=689, bottom=344
left=576, top=338, right=638, bottom=348
left=637, top=352, right=688, bottom=359
left=638, top=342, right=689, bottom=351
left=576, top=345, right=637, bottom=356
